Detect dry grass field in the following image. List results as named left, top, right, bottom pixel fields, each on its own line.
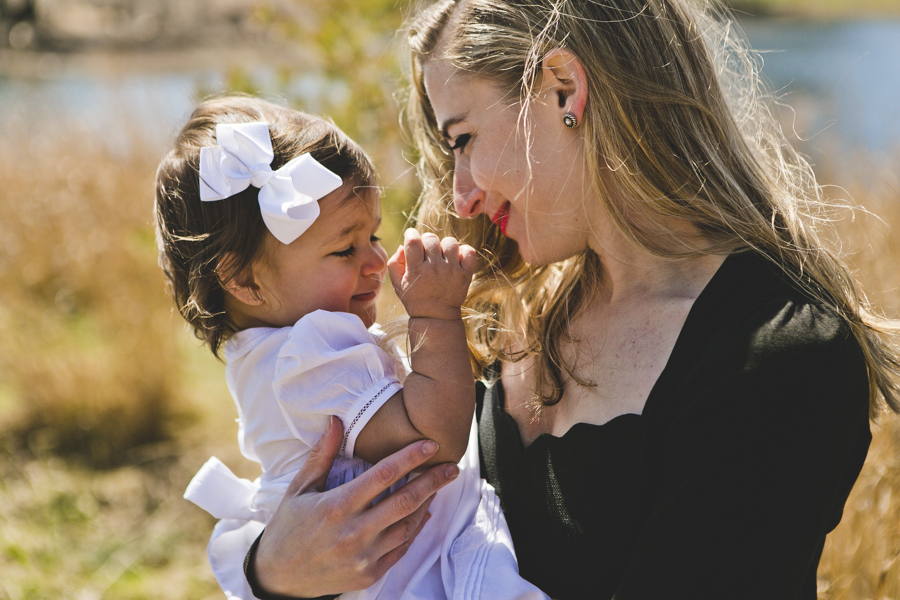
left=816, top=158, right=900, bottom=600
left=0, top=1, right=898, bottom=599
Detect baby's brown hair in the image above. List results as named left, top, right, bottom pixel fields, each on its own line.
left=155, top=96, right=376, bottom=357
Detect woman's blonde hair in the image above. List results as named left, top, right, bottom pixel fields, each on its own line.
left=155, top=96, right=376, bottom=357
left=404, top=0, right=900, bottom=417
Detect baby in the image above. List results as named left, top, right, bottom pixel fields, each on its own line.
left=154, top=96, right=547, bottom=600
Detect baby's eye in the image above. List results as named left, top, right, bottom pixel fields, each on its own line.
left=449, top=134, right=471, bottom=153
left=370, top=234, right=382, bottom=243
left=331, top=246, right=356, bottom=258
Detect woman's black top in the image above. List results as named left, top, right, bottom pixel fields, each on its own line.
left=477, top=252, right=871, bottom=600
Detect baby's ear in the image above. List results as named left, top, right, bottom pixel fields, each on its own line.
left=217, top=253, right=264, bottom=307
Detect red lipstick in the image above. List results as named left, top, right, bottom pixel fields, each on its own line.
left=490, top=202, right=510, bottom=236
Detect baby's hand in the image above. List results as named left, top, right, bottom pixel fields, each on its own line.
left=388, top=229, right=476, bottom=320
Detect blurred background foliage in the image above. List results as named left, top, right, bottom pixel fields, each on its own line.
left=0, top=0, right=898, bottom=598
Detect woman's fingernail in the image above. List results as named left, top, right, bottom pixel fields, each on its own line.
left=445, top=464, right=460, bottom=480
left=422, top=440, right=439, bottom=455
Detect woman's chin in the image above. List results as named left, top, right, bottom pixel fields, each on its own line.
left=517, top=243, right=570, bottom=267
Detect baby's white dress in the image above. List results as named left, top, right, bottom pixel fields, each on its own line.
left=184, top=310, right=548, bottom=600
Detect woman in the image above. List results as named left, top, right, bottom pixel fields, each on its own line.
left=246, top=1, right=900, bottom=598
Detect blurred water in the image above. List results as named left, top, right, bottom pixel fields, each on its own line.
left=0, top=59, right=341, bottom=157
left=741, top=17, right=900, bottom=156
left=0, top=70, right=203, bottom=153
left=0, top=17, right=898, bottom=157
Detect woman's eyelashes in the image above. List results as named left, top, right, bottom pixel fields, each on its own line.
left=449, top=134, right=471, bottom=153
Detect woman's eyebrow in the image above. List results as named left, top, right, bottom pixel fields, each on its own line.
left=440, top=115, right=467, bottom=140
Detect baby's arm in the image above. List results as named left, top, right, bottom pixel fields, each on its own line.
left=354, top=229, right=477, bottom=466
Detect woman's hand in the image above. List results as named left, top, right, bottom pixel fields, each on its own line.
left=252, top=417, right=461, bottom=598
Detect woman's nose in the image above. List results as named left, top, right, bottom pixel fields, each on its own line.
left=453, top=164, right=485, bottom=219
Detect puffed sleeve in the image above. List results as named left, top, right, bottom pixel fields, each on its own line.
left=614, top=300, right=871, bottom=600
left=273, top=310, right=402, bottom=460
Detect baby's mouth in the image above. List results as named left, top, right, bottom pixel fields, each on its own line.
left=352, top=290, right=378, bottom=302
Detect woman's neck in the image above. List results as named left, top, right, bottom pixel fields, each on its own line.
left=585, top=210, right=726, bottom=306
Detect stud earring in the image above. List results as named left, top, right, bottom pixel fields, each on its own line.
left=563, top=113, right=578, bottom=128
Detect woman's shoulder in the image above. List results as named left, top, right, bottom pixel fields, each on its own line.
left=691, top=251, right=858, bottom=356
left=744, top=296, right=856, bottom=362
left=652, top=251, right=869, bottom=421
left=723, top=295, right=866, bottom=411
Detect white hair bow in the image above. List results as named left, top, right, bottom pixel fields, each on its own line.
left=198, top=122, right=343, bottom=245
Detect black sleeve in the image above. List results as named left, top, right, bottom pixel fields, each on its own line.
left=244, top=530, right=341, bottom=600
left=614, top=302, right=871, bottom=600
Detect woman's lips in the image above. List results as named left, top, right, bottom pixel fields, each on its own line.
left=489, top=202, right=510, bottom=236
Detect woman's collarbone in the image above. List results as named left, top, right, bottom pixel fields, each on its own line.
left=501, top=352, right=656, bottom=444
left=503, top=302, right=688, bottom=441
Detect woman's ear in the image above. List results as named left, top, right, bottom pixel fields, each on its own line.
left=217, top=253, right=264, bottom=307
left=541, top=48, right=588, bottom=125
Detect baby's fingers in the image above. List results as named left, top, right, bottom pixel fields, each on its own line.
left=420, top=232, right=442, bottom=262
left=387, top=245, right=406, bottom=288
left=440, top=237, right=460, bottom=266
left=459, top=244, right=477, bottom=274
left=402, top=228, right=425, bottom=267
